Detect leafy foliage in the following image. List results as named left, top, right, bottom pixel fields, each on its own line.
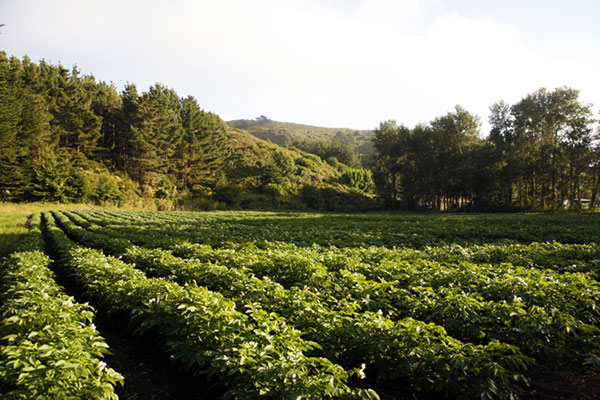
left=228, top=117, right=374, bottom=164
left=0, top=215, right=122, bottom=399
left=263, top=149, right=297, bottom=184
left=339, top=168, right=375, bottom=193
left=0, top=52, right=373, bottom=210
left=0, top=54, right=232, bottom=207
left=42, top=212, right=378, bottom=400
left=31, top=209, right=600, bottom=399
left=373, top=93, right=599, bottom=210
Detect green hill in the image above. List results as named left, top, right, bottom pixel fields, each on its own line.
left=227, top=117, right=375, bottom=162
left=218, top=127, right=376, bottom=211
left=0, top=52, right=376, bottom=212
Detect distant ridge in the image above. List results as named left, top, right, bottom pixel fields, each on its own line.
left=227, top=117, right=375, bottom=160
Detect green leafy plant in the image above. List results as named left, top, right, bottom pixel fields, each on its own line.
left=0, top=248, right=122, bottom=399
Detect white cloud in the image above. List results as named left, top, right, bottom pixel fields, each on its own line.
left=1, top=0, right=598, bottom=131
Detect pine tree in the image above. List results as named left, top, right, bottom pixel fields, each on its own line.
left=0, top=52, right=22, bottom=200
left=177, top=96, right=231, bottom=192
left=85, top=78, right=122, bottom=163
left=122, top=84, right=183, bottom=184
left=141, top=84, right=183, bottom=175
left=50, top=66, right=102, bottom=162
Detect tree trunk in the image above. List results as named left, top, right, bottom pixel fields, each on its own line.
left=590, top=171, right=599, bottom=208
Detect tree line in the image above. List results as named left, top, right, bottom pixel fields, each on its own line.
left=0, top=51, right=231, bottom=204
left=372, top=88, right=599, bottom=210
left=1, top=51, right=598, bottom=211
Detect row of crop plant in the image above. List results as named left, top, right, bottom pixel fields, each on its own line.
left=7, top=208, right=598, bottom=399
left=42, top=212, right=380, bottom=399
left=55, top=210, right=600, bottom=365
left=77, top=209, right=600, bottom=247
left=50, top=210, right=537, bottom=399
left=0, top=213, right=122, bottom=399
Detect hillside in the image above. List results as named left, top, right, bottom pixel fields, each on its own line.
left=217, top=127, right=376, bottom=211
left=227, top=117, right=375, bottom=162
left=226, top=127, right=342, bottom=185
left=0, top=52, right=376, bottom=211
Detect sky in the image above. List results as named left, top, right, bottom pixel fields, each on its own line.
left=1, top=0, right=599, bottom=133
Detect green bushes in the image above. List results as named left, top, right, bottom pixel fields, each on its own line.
left=213, top=182, right=244, bottom=206
left=339, top=168, right=375, bottom=193
left=263, top=149, right=296, bottom=184
left=0, top=251, right=122, bottom=399
left=64, top=170, right=93, bottom=203
left=295, top=154, right=323, bottom=173
left=43, top=214, right=377, bottom=399
left=326, top=156, right=340, bottom=168
left=93, top=174, right=125, bottom=206
left=300, top=184, right=376, bottom=211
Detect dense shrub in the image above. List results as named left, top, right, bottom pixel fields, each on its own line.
left=263, top=150, right=296, bottom=184
left=213, top=182, right=243, bottom=206
left=296, top=154, right=323, bottom=173
left=94, top=174, right=125, bottom=206
left=340, top=168, right=375, bottom=193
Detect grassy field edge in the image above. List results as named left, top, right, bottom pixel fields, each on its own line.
left=0, top=202, right=102, bottom=257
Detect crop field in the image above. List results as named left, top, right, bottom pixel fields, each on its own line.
left=1, top=210, right=600, bottom=399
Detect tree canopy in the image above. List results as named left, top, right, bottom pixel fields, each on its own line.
left=1, top=51, right=598, bottom=211
left=372, top=93, right=599, bottom=210
left=0, top=52, right=231, bottom=204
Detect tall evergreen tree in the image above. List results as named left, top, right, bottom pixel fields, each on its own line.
left=178, top=96, right=231, bottom=192
left=0, top=53, right=23, bottom=199
left=85, top=78, right=122, bottom=163
left=115, top=83, right=141, bottom=172
left=140, top=84, right=183, bottom=173
left=49, top=66, right=102, bottom=162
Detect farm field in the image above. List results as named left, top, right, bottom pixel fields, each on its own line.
left=0, top=202, right=98, bottom=257
left=2, top=210, right=600, bottom=399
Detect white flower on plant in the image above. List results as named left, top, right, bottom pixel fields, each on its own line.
left=98, top=361, right=107, bottom=373
left=353, top=363, right=367, bottom=379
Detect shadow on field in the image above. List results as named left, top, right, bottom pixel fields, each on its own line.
left=0, top=232, right=25, bottom=257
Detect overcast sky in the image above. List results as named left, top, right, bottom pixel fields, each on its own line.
left=1, top=0, right=599, bottom=133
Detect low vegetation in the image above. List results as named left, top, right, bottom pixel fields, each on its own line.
left=0, top=214, right=122, bottom=399
left=0, top=202, right=95, bottom=257
left=1, top=208, right=599, bottom=399
left=227, top=116, right=375, bottom=164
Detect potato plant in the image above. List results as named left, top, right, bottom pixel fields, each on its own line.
left=43, top=212, right=378, bottom=400
left=5, top=209, right=600, bottom=399
left=0, top=215, right=122, bottom=399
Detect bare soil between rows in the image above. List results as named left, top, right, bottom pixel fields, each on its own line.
left=94, top=312, right=223, bottom=400
left=523, top=365, right=600, bottom=400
